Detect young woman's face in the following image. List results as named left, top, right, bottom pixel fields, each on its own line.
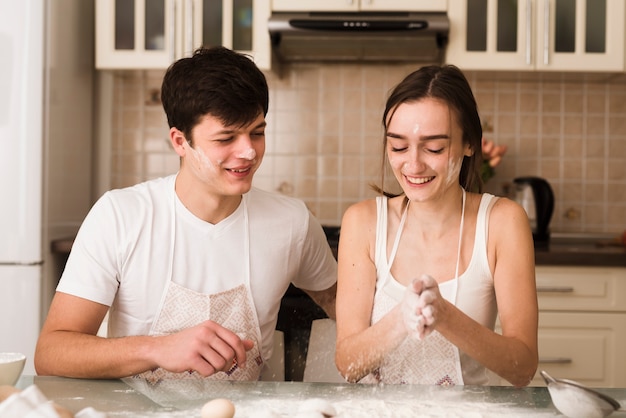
left=179, top=112, right=266, bottom=196
left=385, top=98, right=471, bottom=202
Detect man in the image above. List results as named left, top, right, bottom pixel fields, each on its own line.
left=35, top=46, right=337, bottom=381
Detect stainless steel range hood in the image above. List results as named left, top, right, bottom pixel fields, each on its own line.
left=268, top=12, right=449, bottom=63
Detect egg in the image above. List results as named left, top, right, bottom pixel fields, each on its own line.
left=200, top=398, right=235, bottom=418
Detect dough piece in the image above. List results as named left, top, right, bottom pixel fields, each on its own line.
left=200, top=398, right=236, bottom=418
left=296, top=398, right=337, bottom=417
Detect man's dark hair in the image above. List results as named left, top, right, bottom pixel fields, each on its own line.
left=161, top=46, right=269, bottom=143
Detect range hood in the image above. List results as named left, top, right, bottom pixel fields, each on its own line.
left=268, top=12, right=449, bottom=63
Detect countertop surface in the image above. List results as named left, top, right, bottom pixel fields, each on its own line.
left=534, top=233, right=626, bottom=267
left=15, top=376, right=626, bottom=417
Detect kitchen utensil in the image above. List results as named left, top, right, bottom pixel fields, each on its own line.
left=513, top=176, right=554, bottom=246
left=0, top=352, right=26, bottom=386
left=541, top=370, right=624, bottom=418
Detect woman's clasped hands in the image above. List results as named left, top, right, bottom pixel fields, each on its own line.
left=401, top=274, right=441, bottom=340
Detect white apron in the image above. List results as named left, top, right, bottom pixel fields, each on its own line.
left=366, top=190, right=467, bottom=386
left=132, top=193, right=264, bottom=384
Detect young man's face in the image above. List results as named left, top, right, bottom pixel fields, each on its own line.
left=177, top=113, right=266, bottom=197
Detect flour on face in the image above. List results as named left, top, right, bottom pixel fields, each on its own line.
left=236, top=147, right=256, bottom=160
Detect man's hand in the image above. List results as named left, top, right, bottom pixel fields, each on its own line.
left=153, top=320, right=255, bottom=376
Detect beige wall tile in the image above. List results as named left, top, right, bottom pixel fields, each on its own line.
left=474, top=91, right=495, bottom=112
left=584, top=183, right=605, bottom=201
left=539, top=159, right=559, bottom=178
left=497, top=114, right=516, bottom=135
left=542, top=93, right=561, bottom=113
left=541, top=137, right=560, bottom=157
left=607, top=206, right=626, bottom=227
left=497, top=92, right=517, bottom=112
left=519, top=92, right=539, bottom=113
left=608, top=160, right=626, bottom=181
left=585, top=116, right=606, bottom=136
left=295, top=156, right=318, bottom=178
left=585, top=160, right=607, bottom=182
left=608, top=116, right=626, bottom=136
left=562, top=183, right=582, bottom=200
left=563, top=138, right=583, bottom=157
left=586, top=92, right=606, bottom=113
left=606, top=183, right=626, bottom=203
left=320, top=134, right=340, bottom=155
left=563, top=117, right=582, bottom=136
left=319, top=178, right=339, bottom=199
left=583, top=204, right=605, bottom=225
left=585, top=140, right=605, bottom=158
left=518, top=136, right=538, bottom=157
left=296, top=177, right=317, bottom=198
left=519, top=115, right=540, bottom=136
left=319, top=155, right=340, bottom=177
left=340, top=65, right=363, bottom=90
left=564, top=92, right=583, bottom=113
left=608, top=138, right=626, bottom=159
left=273, top=130, right=299, bottom=154
left=541, top=116, right=561, bottom=136
left=609, top=92, right=626, bottom=114
left=563, top=160, right=583, bottom=180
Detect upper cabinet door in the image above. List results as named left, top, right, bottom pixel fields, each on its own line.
left=96, top=0, right=174, bottom=69
left=446, top=0, right=532, bottom=70
left=535, top=0, right=625, bottom=71
left=96, top=0, right=271, bottom=70
left=271, top=0, right=447, bottom=12
left=446, top=0, right=626, bottom=71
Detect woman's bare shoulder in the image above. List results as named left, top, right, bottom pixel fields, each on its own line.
left=343, top=198, right=378, bottom=223
left=487, top=195, right=534, bottom=247
left=489, top=195, right=529, bottom=221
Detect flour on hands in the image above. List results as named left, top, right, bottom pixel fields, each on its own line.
left=401, top=274, right=439, bottom=340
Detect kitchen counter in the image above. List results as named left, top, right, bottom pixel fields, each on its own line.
left=535, top=233, right=626, bottom=267
left=16, top=375, right=626, bottom=417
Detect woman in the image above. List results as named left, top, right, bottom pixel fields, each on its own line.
left=335, top=65, right=538, bottom=387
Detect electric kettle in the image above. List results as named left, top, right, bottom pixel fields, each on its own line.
left=513, top=176, right=554, bottom=246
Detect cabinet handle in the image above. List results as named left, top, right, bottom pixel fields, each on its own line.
left=539, top=357, right=573, bottom=364
left=185, top=0, right=193, bottom=57
left=544, top=0, right=550, bottom=65
left=536, top=286, right=574, bottom=293
left=169, top=0, right=176, bottom=62
left=526, top=0, right=532, bottom=65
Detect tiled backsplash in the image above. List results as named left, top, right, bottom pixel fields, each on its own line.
left=108, top=65, right=626, bottom=233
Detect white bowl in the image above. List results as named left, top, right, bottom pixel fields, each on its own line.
left=0, top=352, right=26, bottom=386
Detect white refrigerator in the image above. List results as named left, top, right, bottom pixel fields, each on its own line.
left=0, top=0, right=95, bottom=375
left=0, top=1, right=46, bottom=376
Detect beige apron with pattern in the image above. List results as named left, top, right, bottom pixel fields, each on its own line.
left=366, top=191, right=467, bottom=385
left=132, top=195, right=264, bottom=385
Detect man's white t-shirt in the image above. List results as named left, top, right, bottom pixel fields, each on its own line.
left=57, top=175, right=337, bottom=360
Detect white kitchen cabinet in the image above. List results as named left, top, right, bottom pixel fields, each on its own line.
left=271, top=0, right=447, bottom=12
left=96, top=0, right=271, bottom=70
left=532, top=266, right=626, bottom=387
left=446, top=0, right=626, bottom=71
